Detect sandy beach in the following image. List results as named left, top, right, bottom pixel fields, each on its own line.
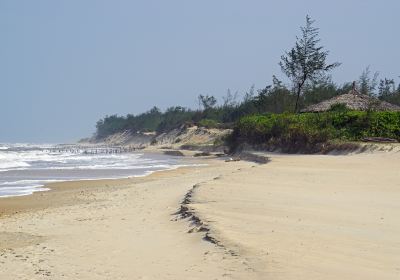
left=1, top=150, right=399, bottom=279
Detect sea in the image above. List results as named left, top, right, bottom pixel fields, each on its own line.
left=0, top=143, right=188, bottom=198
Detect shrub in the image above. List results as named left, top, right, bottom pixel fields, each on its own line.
left=232, top=111, right=400, bottom=152
left=328, top=103, right=348, bottom=112
left=198, top=119, right=219, bottom=129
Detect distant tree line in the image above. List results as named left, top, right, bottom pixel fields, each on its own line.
left=95, top=72, right=400, bottom=139
left=95, top=16, right=400, bottom=139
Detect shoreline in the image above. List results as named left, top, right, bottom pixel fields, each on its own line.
left=0, top=157, right=201, bottom=218
left=0, top=148, right=202, bottom=215
left=0, top=150, right=399, bottom=279
left=0, top=155, right=257, bottom=279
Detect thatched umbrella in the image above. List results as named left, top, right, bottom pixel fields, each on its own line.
left=301, top=82, right=400, bottom=112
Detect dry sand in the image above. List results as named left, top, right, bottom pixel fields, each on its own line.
left=0, top=150, right=399, bottom=279
left=190, top=151, right=400, bottom=279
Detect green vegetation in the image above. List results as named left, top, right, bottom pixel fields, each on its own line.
left=198, top=119, right=219, bottom=129
left=94, top=79, right=352, bottom=139
left=230, top=111, right=400, bottom=152
left=94, top=15, right=400, bottom=153
left=96, top=106, right=195, bottom=138
left=95, top=75, right=399, bottom=141
left=279, top=15, right=340, bottom=112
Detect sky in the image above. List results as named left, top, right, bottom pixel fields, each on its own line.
left=1, top=0, right=399, bottom=143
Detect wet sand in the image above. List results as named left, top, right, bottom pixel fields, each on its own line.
left=0, top=157, right=257, bottom=279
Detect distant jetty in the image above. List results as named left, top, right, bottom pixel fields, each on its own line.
left=42, top=144, right=145, bottom=155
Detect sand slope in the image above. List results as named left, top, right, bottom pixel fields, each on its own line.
left=190, top=152, right=400, bottom=279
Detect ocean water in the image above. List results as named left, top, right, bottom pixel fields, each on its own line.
left=0, top=143, right=186, bottom=198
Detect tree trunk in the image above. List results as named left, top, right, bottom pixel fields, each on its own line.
left=294, top=83, right=301, bottom=113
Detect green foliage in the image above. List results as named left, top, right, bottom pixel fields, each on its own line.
left=232, top=111, right=400, bottom=152
left=93, top=16, right=400, bottom=143
left=198, top=119, right=219, bottom=129
left=380, top=91, right=400, bottom=106
left=95, top=115, right=126, bottom=139
left=156, top=107, right=195, bottom=133
left=96, top=107, right=163, bottom=139
left=95, top=77, right=398, bottom=140
left=358, top=66, right=379, bottom=96
left=95, top=106, right=195, bottom=139
left=253, top=76, right=296, bottom=113
left=378, top=78, right=400, bottom=106
left=328, top=103, right=348, bottom=112
left=95, top=76, right=399, bottom=141
left=125, top=106, right=163, bottom=132
left=279, top=15, right=340, bottom=112
left=302, top=78, right=340, bottom=107
left=198, top=94, right=217, bottom=110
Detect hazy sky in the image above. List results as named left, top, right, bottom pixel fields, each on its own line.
left=1, top=0, right=399, bottom=143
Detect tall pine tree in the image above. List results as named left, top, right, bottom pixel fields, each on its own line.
left=280, top=15, right=340, bottom=112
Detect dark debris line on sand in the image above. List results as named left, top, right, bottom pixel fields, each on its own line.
left=174, top=151, right=269, bottom=253
left=174, top=182, right=240, bottom=257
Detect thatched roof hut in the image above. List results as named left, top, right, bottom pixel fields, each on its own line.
left=301, top=84, right=400, bottom=112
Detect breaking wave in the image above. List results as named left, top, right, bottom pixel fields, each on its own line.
left=0, top=144, right=186, bottom=198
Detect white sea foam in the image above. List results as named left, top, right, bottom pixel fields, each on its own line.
left=0, top=144, right=187, bottom=198
left=0, top=161, right=31, bottom=170
left=0, top=179, right=64, bottom=186
left=0, top=186, right=50, bottom=198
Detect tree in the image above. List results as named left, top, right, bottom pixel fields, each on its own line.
left=198, top=94, right=217, bottom=110
left=358, top=66, right=379, bottom=96
left=280, top=15, right=340, bottom=112
left=377, top=77, right=400, bottom=105
left=303, top=76, right=339, bottom=107
left=378, top=78, right=395, bottom=98
left=222, top=89, right=239, bottom=108
left=243, top=84, right=256, bottom=102
left=255, top=76, right=294, bottom=113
